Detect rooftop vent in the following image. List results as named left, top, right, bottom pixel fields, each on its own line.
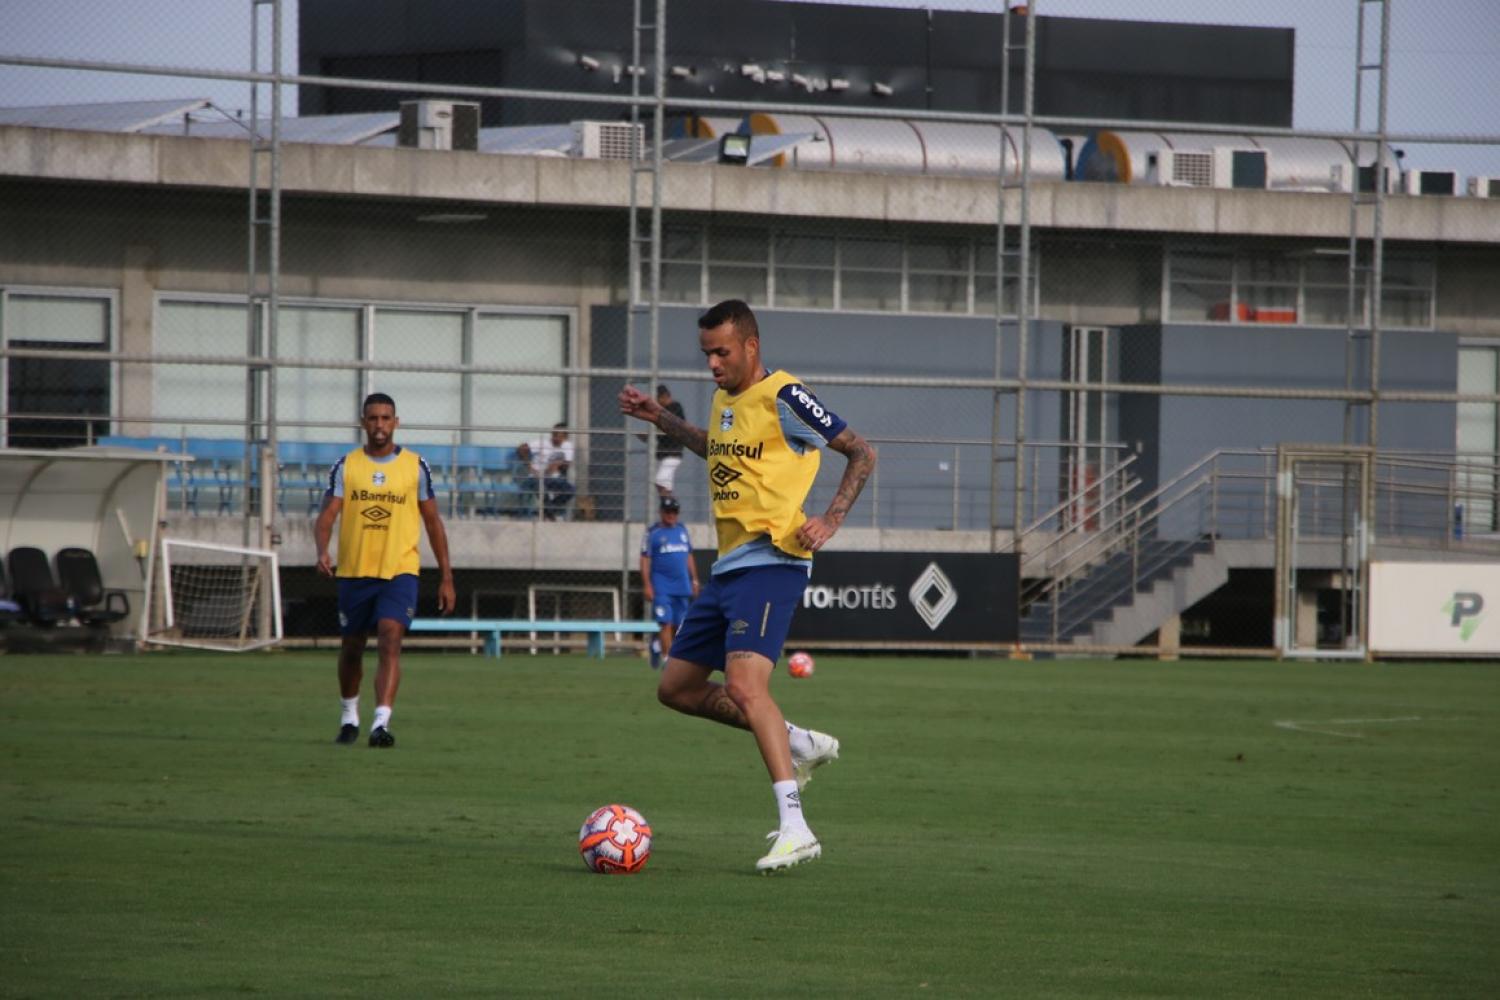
left=572, top=121, right=643, bottom=160
left=398, top=101, right=480, bottom=151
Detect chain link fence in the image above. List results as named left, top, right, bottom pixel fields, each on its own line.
left=2, top=0, right=1497, bottom=655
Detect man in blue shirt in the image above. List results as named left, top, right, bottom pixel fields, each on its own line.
left=640, top=496, right=699, bottom=668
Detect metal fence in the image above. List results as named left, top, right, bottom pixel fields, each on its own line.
left=2, top=0, right=1498, bottom=654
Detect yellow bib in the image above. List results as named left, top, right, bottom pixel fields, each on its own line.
left=707, top=370, right=821, bottom=559
left=336, top=448, right=426, bottom=579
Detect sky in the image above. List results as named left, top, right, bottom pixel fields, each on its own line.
left=2, top=0, right=1497, bottom=175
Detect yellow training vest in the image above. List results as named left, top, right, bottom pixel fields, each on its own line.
left=707, top=370, right=821, bottom=559
left=336, top=447, right=426, bottom=579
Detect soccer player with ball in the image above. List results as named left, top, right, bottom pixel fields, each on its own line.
left=619, top=299, right=876, bottom=872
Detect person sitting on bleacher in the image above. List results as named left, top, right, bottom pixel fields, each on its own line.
left=526, top=424, right=576, bottom=521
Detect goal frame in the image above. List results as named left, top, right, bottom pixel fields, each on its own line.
left=144, top=538, right=283, bottom=652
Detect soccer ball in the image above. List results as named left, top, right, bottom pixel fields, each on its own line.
left=578, top=804, right=652, bottom=874
left=787, top=650, right=815, bottom=678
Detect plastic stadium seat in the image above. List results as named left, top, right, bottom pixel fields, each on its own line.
left=6, top=547, right=73, bottom=626
left=0, top=561, right=25, bottom=625
left=54, top=547, right=131, bottom=626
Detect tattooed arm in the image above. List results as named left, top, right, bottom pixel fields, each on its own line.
left=618, top=384, right=708, bottom=459
left=795, top=427, right=877, bottom=552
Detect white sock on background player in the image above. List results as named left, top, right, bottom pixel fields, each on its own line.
left=372, top=705, right=392, bottom=731
left=340, top=697, right=359, bottom=727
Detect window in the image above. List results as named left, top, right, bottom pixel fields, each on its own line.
left=2, top=290, right=113, bottom=447
left=154, top=295, right=573, bottom=448
left=276, top=306, right=362, bottom=441
left=908, top=238, right=971, bottom=314
left=1458, top=345, right=1499, bottom=532
left=839, top=237, right=902, bottom=311
left=1166, top=248, right=1434, bottom=328
left=371, top=309, right=465, bottom=442
left=708, top=228, right=768, bottom=304
left=773, top=233, right=835, bottom=309
left=471, top=313, right=568, bottom=443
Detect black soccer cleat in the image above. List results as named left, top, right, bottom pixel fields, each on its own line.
left=368, top=726, right=396, bottom=748
left=334, top=723, right=359, bottom=745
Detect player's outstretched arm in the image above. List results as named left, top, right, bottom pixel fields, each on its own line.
left=619, top=384, right=708, bottom=459
left=796, top=427, right=877, bottom=551
left=419, top=497, right=457, bottom=615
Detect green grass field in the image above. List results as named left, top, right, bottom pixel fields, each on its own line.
left=2, top=651, right=1497, bottom=998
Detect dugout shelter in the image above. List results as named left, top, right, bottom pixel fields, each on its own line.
left=0, top=446, right=175, bottom=643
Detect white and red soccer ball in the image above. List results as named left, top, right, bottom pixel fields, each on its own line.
left=578, top=804, right=652, bottom=874
left=787, top=650, right=815, bottom=678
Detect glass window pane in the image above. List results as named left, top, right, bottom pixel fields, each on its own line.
left=841, top=237, right=901, bottom=270
left=1239, top=284, right=1297, bottom=323
left=908, top=273, right=968, bottom=313
left=1172, top=253, right=1233, bottom=284
left=711, top=228, right=768, bottom=264
left=909, top=239, right=968, bottom=272
left=1169, top=281, right=1232, bottom=322
left=646, top=262, right=702, bottom=304
left=775, top=233, right=835, bottom=267
left=372, top=309, right=463, bottom=439
left=841, top=270, right=901, bottom=311
left=1303, top=257, right=1354, bottom=285
left=1238, top=255, right=1296, bottom=283
left=472, top=314, right=567, bottom=445
left=156, top=300, right=249, bottom=437
left=7, top=295, right=108, bottom=344
left=976, top=244, right=997, bottom=274
left=662, top=227, right=703, bottom=261
left=1381, top=288, right=1431, bottom=328
left=709, top=264, right=768, bottom=304
left=975, top=276, right=1021, bottom=317
left=1303, top=288, right=1355, bottom=326
left=276, top=306, right=362, bottom=441
left=775, top=268, right=834, bottom=309
left=1382, top=258, right=1433, bottom=288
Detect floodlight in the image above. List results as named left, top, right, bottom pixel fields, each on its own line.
left=718, top=133, right=751, bottom=166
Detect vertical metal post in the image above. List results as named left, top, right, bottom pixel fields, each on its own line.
left=1368, top=0, right=1390, bottom=453
left=988, top=3, right=1013, bottom=554
left=1011, top=4, right=1037, bottom=556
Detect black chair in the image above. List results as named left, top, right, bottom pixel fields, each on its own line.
left=6, top=547, right=73, bottom=626
left=0, top=560, right=25, bottom=625
left=55, top=547, right=131, bottom=626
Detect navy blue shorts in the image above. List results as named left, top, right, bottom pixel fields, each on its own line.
left=651, top=593, right=692, bottom=628
left=337, top=574, right=419, bottom=635
left=668, top=564, right=809, bottom=670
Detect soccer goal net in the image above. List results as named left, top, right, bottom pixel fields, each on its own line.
left=144, top=539, right=282, bottom=651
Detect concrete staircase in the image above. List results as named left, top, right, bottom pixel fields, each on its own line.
left=1019, top=537, right=1228, bottom=647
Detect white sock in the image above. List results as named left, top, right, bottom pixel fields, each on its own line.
left=785, top=721, right=814, bottom=759
left=340, top=697, right=359, bottom=727
left=772, top=779, right=810, bottom=834
left=373, top=705, right=392, bottom=731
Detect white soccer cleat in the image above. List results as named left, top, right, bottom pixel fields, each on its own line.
left=756, top=826, right=822, bottom=873
left=792, top=729, right=840, bottom=791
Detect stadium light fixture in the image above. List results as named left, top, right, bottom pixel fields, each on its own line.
left=872, top=81, right=893, bottom=97
left=718, top=133, right=751, bottom=166
left=577, top=55, right=601, bottom=71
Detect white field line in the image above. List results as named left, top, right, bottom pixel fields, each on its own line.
left=1272, top=716, right=1425, bottom=739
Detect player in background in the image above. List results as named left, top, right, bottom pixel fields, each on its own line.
left=314, top=393, right=455, bottom=748
left=640, top=495, right=700, bottom=669
left=619, top=299, right=877, bottom=872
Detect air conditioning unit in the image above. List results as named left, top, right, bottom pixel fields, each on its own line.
left=1467, top=176, right=1500, bottom=198
left=1403, top=169, right=1457, bottom=196
left=572, top=121, right=644, bottom=160
left=398, top=100, right=480, bottom=151
left=1153, top=148, right=1268, bottom=189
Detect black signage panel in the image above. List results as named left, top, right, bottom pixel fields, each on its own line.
left=684, top=551, right=1016, bottom=644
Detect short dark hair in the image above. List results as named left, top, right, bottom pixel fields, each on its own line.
left=362, top=392, right=396, bottom=414
left=553, top=421, right=567, bottom=431
left=698, top=299, right=759, bottom=343
left=656, top=384, right=671, bottom=396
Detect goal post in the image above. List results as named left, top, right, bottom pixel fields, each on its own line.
left=143, top=539, right=283, bottom=651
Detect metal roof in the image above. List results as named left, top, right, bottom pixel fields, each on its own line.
left=0, top=98, right=211, bottom=133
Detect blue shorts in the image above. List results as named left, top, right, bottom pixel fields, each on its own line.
left=651, top=593, right=693, bottom=629
left=668, top=564, right=809, bottom=670
left=337, top=574, right=419, bottom=635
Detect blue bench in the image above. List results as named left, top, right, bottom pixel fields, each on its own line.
left=407, top=618, right=660, bottom=658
